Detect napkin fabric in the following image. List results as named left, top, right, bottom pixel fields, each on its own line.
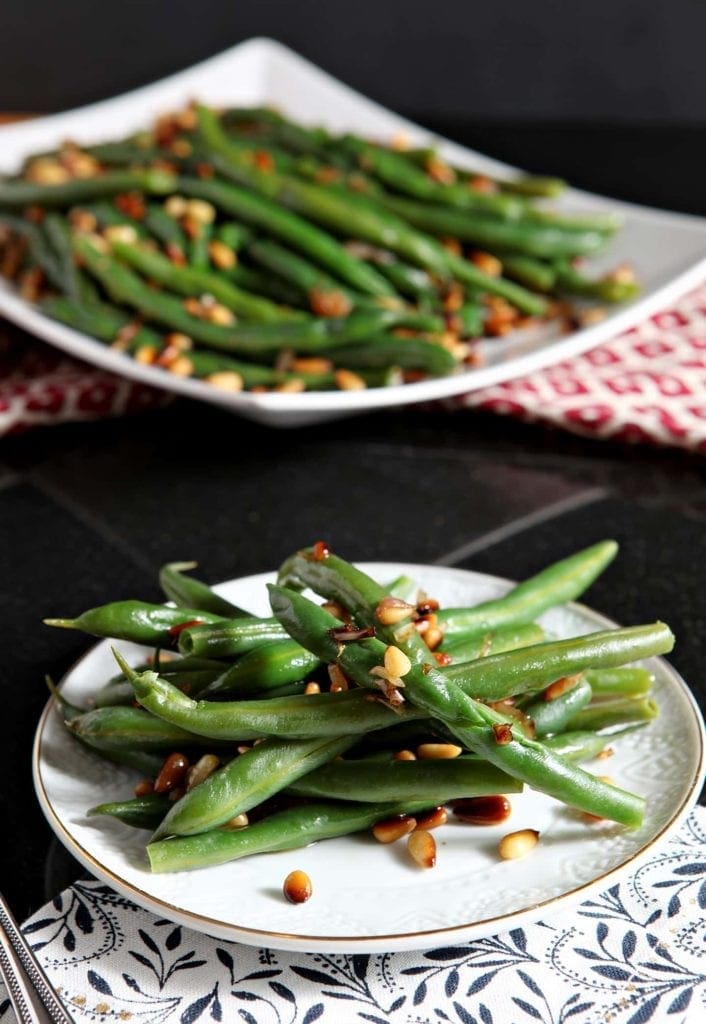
left=2, top=806, right=705, bottom=1024
left=2, top=284, right=706, bottom=450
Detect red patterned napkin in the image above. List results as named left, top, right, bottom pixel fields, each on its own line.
left=1, top=284, right=705, bottom=446
left=460, top=284, right=706, bottom=451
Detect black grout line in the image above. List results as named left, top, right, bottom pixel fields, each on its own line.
left=433, top=487, right=610, bottom=567
left=30, top=472, right=158, bottom=579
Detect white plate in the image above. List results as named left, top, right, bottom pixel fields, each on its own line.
left=33, top=563, right=705, bottom=953
left=2, top=41, right=706, bottom=427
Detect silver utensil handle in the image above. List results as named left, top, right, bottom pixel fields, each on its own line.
left=0, top=895, right=73, bottom=1024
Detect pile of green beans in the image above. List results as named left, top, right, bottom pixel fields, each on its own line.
left=1, top=104, right=638, bottom=395
left=44, top=542, right=670, bottom=874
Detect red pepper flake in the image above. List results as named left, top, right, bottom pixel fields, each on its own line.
left=115, top=192, right=146, bottom=220
left=492, top=723, right=513, bottom=745
left=312, top=541, right=331, bottom=561
left=416, top=598, right=440, bottom=616
left=433, top=651, right=453, bottom=666
left=253, top=150, right=275, bottom=173
left=168, top=618, right=203, bottom=638
left=328, top=624, right=376, bottom=643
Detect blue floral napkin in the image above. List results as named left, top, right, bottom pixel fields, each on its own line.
left=2, top=806, right=705, bottom=1024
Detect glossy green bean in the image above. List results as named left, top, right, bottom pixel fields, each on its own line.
left=159, top=562, right=247, bottom=618
left=0, top=213, right=65, bottom=290
left=287, top=757, right=522, bottom=802
left=0, top=168, right=176, bottom=207
left=321, top=337, right=456, bottom=375
left=567, top=697, right=659, bottom=733
left=584, top=667, right=654, bottom=698
left=89, top=794, right=171, bottom=830
left=43, top=213, right=98, bottom=302
left=202, top=639, right=321, bottom=698
left=44, top=600, right=223, bottom=645
left=147, top=798, right=437, bottom=873
left=116, top=650, right=422, bottom=739
left=177, top=616, right=288, bottom=658
left=152, top=734, right=355, bottom=839
left=554, top=260, right=640, bottom=303
left=523, top=676, right=593, bottom=737
left=41, top=295, right=164, bottom=352
left=441, top=623, right=545, bottom=663
left=67, top=704, right=215, bottom=751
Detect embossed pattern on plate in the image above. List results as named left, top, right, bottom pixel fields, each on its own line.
left=33, top=563, right=705, bottom=952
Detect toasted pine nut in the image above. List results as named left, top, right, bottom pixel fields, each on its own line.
left=328, top=664, right=349, bottom=692
left=208, top=239, right=236, bottom=269
left=68, top=209, right=97, bottom=233
left=183, top=297, right=203, bottom=317
left=292, top=357, right=333, bottom=374
left=408, top=829, right=437, bottom=868
left=310, top=287, right=353, bottom=318
left=185, top=754, right=220, bottom=791
left=104, top=224, right=138, bottom=245
left=384, top=645, right=411, bottom=679
left=26, top=158, right=70, bottom=184
left=335, top=369, right=366, bottom=391
left=275, top=379, right=306, bottom=393
left=168, top=356, right=194, bottom=377
left=375, top=597, right=415, bottom=625
left=222, top=812, right=249, bottom=830
left=207, top=371, right=244, bottom=392
left=135, top=344, right=158, bottom=365
left=321, top=599, right=347, bottom=620
left=372, top=815, right=417, bottom=843
left=165, top=331, right=193, bottom=351
left=492, top=723, right=513, bottom=745
left=305, top=681, right=321, bottom=695
left=415, top=807, right=447, bottom=831
left=471, top=250, right=502, bottom=277
left=134, top=779, right=154, bottom=797
left=283, top=869, right=313, bottom=904
left=185, top=198, right=216, bottom=225
left=164, top=195, right=187, bottom=218
left=154, top=752, right=190, bottom=794
left=423, top=625, right=444, bottom=650
left=452, top=795, right=512, bottom=825
left=206, top=303, right=235, bottom=326
left=498, top=828, right=539, bottom=860
left=543, top=674, right=582, bottom=701
left=605, top=262, right=636, bottom=285
left=417, top=743, right=463, bottom=760
left=596, top=747, right=614, bottom=760
left=393, top=749, right=416, bottom=761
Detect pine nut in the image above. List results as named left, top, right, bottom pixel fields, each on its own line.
left=498, top=828, right=539, bottom=860
left=416, top=743, right=463, bottom=760
left=283, top=869, right=313, bottom=904
left=543, top=674, right=582, bottom=701
left=223, top=813, right=249, bottom=830
left=164, top=195, right=187, bottom=218
left=185, top=754, right=220, bottom=791
left=292, top=357, right=333, bottom=374
left=372, top=815, right=417, bottom=843
left=304, top=681, right=321, bottom=695
left=471, top=250, right=503, bottom=277
left=154, top=752, right=190, bottom=794
left=384, top=645, right=411, bottom=679
left=206, top=371, right=244, bottom=392
left=310, top=287, right=353, bottom=318
left=423, top=625, right=444, bottom=650
left=208, top=239, right=236, bottom=269
left=185, top=198, right=216, bottom=225
left=165, top=332, right=192, bottom=351
left=275, top=379, right=306, bottom=393
left=335, top=369, right=366, bottom=391
left=321, top=600, right=347, bottom=620
left=408, top=830, right=437, bottom=868
left=104, top=224, right=138, bottom=245
left=415, top=807, right=447, bottom=831
left=134, top=344, right=158, bottom=365
left=393, top=749, right=416, bottom=761
left=134, top=779, right=154, bottom=797
left=327, top=664, right=349, bottom=692
left=168, top=356, right=194, bottom=377
left=375, top=597, right=415, bottom=625
left=26, top=159, right=70, bottom=184
left=452, top=795, right=512, bottom=826
left=206, top=303, right=235, bottom=326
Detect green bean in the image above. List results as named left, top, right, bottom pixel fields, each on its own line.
left=0, top=213, right=65, bottom=290
left=115, top=650, right=424, bottom=740
left=178, top=616, right=288, bottom=658
left=541, top=730, right=614, bottom=761
left=340, top=136, right=524, bottom=218
left=287, top=757, right=522, bottom=803
left=584, top=667, right=654, bottom=698
left=202, top=639, right=321, bottom=698
left=567, top=697, right=659, bottom=733
left=381, top=195, right=608, bottom=259
left=322, top=337, right=457, bottom=375
left=177, top=174, right=393, bottom=298
left=371, top=256, right=437, bottom=301
left=441, top=624, right=672, bottom=702
left=0, top=168, right=176, bottom=208
left=144, top=204, right=188, bottom=255
left=526, top=207, right=622, bottom=233
left=553, top=260, right=640, bottom=303
left=44, top=599, right=223, bottom=645
left=246, top=237, right=361, bottom=308
left=501, top=254, right=556, bottom=293
left=268, top=580, right=647, bottom=826
left=152, top=734, right=355, bottom=839
left=455, top=301, right=484, bottom=337
left=109, top=239, right=299, bottom=323
left=159, top=561, right=248, bottom=618
left=43, top=213, right=98, bottom=302
left=523, top=676, right=593, bottom=737
left=41, top=295, right=166, bottom=353
left=89, top=794, right=171, bottom=830
left=188, top=219, right=212, bottom=270
left=67, top=704, right=218, bottom=751
left=94, top=668, right=221, bottom=708
left=502, top=176, right=567, bottom=198
left=215, top=221, right=255, bottom=251
left=229, top=263, right=308, bottom=308
left=441, top=623, right=545, bottom=663
left=437, top=540, right=619, bottom=636
left=148, top=798, right=437, bottom=873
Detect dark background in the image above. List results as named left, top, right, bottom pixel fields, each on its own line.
left=4, top=0, right=706, bottom=124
